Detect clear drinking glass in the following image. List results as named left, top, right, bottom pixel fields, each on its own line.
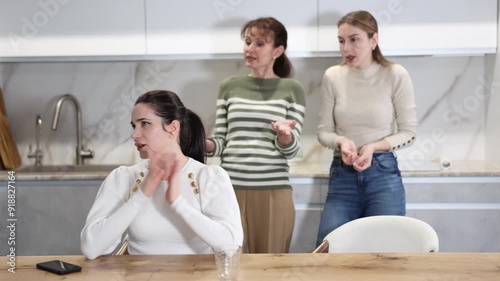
left=214, top=244, right=242, bottom=280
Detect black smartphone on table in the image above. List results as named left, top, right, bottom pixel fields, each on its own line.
left=36, top=260, right=82, bottom=275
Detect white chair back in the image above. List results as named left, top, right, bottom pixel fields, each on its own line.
left=324, top=216, right=439, bottom=253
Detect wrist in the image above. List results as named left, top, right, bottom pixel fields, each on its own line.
left=277, top=134, right=293, bottom=147
left=336, top=137, right=347, bottom=149
left=362, top=143, right=376, bottom=153
left=205, top=139, right=215, bottom=153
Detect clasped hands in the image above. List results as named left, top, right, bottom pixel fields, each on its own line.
left=141, top=152, right=183, bottom=204
left=338, top=138, right=375, bottom=172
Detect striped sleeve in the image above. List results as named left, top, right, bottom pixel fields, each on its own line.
left=208, top=79, right=231, bottom=157
left=275, top=81, right=306, bottom=159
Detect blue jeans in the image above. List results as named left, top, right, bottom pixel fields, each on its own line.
left=316, top=152, right=406, bottom=246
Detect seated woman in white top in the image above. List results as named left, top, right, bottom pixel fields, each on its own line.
left=81, top=90, right=243, bottom=259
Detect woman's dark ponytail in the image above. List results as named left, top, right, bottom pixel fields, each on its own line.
left=274, top=54, right=292, bottom=78
left=181, top=109, right=206, bottom=164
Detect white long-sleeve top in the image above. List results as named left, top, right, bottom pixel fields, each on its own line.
left=81, top=158, right=243, bottom=259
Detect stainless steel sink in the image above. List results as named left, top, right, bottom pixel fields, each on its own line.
left=16, top=164, right=122, bottom=173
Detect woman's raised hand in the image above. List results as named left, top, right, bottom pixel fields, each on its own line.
left=142, top=155, right=165, bottom=197
left=162, top=153, right=184, bottom=204
left=271, top=120, right=296, bottom=146
left=143, top=153, right=183, bottom=204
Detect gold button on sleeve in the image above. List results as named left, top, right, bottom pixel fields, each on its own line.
left=132, top=186, right=138, bottom=192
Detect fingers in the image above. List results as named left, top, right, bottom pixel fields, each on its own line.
left=353, top=163, right=370, bottom=172
left=272, top=120, right=296, bottom=127
left=142, top=164, right=165, bottom=197
left=271, top=120, right=297, bottom=136
left=148, top=167, right=165, bottom=183
left=341, top=152, right=357, bottom=165
left=343, top=153, right=372, bottom=171
left=352, top=154, right=372, bottom=172
left=286, top=120, right=297, bottom=128
left=353, top=160, right=369, bottom=172
left=148, top=153, right=181, bottom=182
left=167, top=157, right=182, bottom=182
left=339, top=141, right=375, bottom=172
left=340, top=139, right=358, bottom=165
left=148, top=153, right=182, bottom=203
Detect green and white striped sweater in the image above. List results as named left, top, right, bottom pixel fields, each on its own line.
left=209, top=76, right=306, bottom=190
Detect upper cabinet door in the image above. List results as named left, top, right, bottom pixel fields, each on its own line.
left=146, top=0, right=318, bottom=58
left=0, top=0, right=146, bottom=58
left=318, top=0, right=497, bottom=56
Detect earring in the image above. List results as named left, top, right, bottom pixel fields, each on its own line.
left=272, top=56, right=276, bottom=60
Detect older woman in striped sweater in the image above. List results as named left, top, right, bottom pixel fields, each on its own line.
left=206, top=17, right=306, bottom=254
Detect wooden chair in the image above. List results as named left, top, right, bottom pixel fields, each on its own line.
left=313, top=216, right=439, bottom=253
left=113, top=239, right=129, bottom=255
left=311, top=240, right=329, bottom=253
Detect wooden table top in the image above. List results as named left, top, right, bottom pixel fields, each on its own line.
left=2, top=253, right=500, bottom=281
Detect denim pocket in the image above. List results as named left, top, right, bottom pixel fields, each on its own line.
left=373, top=154, right=399, bottom=173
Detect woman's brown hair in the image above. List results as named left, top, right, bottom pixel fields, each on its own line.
left=241, top=17, right=293, bottom=78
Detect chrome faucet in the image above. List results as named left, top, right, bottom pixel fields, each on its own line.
left=51, top=94, right=94, bottom=165
left=27, top=114, right=43, bottom=166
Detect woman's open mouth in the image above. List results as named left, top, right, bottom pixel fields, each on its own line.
left=346, top=55, right=355, bottom=63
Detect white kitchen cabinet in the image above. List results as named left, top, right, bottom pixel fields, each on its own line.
left=145, top=0, right=318, bottom=58
left=290, top=176, right=500, bottom=253
left=404, top=177, right=500, bottom=252
left=0, top=0, right=145, bottom=58
left=0, top=0, right=497, bottom=61
left=0, top=180, right=102, bottom=256
left=318, top=0, right=498, bottom=56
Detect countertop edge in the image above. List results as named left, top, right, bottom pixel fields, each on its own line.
left=2, top=160, right=500, bottom=181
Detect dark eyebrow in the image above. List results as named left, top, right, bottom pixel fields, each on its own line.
left=131, top=118, right=150, bottom=125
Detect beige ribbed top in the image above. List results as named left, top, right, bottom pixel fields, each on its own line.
left=317, top=62, right=417, bottom=154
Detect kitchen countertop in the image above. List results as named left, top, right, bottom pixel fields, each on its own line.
left=2, top=160, right=500, bottom=182
left=289, top=160, right=500, bottom=178
left=7, top=170, right=111, bottom=181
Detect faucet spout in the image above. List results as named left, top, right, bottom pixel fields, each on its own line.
left=51, top=94, right=93, bottom=165
left=28, top=114, right=43, bottom=166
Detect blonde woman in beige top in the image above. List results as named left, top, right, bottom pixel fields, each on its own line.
left=316, top=10, right=418, bottom=246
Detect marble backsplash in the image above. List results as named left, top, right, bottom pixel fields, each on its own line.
left=0, top=55, right=496, bottom=170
